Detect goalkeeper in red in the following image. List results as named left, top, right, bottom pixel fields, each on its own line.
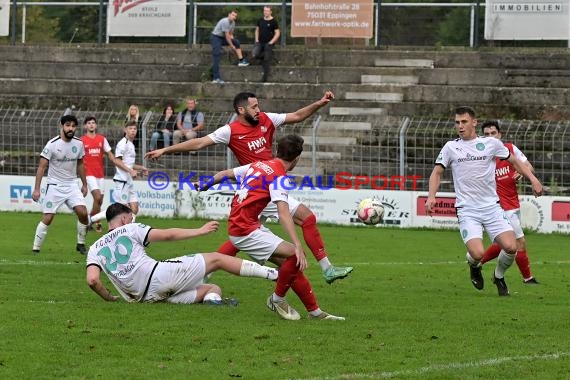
left=479, top=120, right=538, bottom=284
left=146, top=91, right=352, bottom=284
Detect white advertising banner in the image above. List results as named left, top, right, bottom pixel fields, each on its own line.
left=485, top=0, right=569, bottom=40
left=1, top=175, right=569, bottom=234
left=0, top=0, right=10, bottom=37
left=107, top=0, right=186, bottom=37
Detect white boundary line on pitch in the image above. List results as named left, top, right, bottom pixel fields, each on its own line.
left=2, top=259, right=570, bottom=266
left=297, top=352, right=570, bottom=380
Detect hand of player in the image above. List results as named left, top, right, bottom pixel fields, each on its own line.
left=107, top=295, right=120, bottom=302
left=320, top=90, right=335, bottom=105
left=294, top=245, right=308, bottom=271
left=145, top=148, right=164, bottom=160
left=531, top=179, right=544, bottom=197
left=192, top=181, right=207, bottom=191
left=424, top=197, right=436, bottom=215
left=141, top=167, right=149, bottom=177
left=130, top=169, right=138, bottom=179
left=199, top=221, right=220, bottom=235
left=81, top=184, right=88, bottom=197
left=32, top=189, right=41, bottom=202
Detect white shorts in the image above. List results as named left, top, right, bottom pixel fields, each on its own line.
left=505, top=208, right=524, bottom=239
left=112, top=180, right=138, bottom=204
left=259, top=196, right=302, bottom=221
left=230, top=225, right=284, bottom=264
left=144, top=254, right=206, bottom=304
left=86, top=176, right=105, bottom=194
left=457, top=204, right=513, bottom=244
left=40, top=183, right=86, bottom=214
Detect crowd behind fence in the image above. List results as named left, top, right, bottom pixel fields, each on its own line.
left=0, top=107, right=568, bottom=195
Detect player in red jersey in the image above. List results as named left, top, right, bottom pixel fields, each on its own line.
left=197, top=134, right=344, bottom=320
left=480, top=121, right=538, bottom=284
left=146, top=91, right=353, bottom=284
left=81, top=116, right=116, bottom=232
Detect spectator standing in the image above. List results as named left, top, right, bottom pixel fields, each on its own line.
left=125, top=104, right=142, bottom=152
left=173, top=99, right=205, bottom=145
left=150, top=104, right=177, bottom=151
left=252, top=6, right=280, bottom=82
left=210, top=10, right=249, bottom=84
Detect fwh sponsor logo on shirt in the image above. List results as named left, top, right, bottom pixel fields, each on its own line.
left=10, top=185, right=33, bottom=204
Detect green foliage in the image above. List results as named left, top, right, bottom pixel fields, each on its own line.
left=1, top=212, right=569, bottom=379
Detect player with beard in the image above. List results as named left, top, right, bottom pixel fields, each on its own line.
left=32, top=115, right=89, bottom=255
left=146, top=91, right=353, bottom=284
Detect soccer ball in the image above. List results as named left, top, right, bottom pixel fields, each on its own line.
left=357, top=198, right=385, bottom=225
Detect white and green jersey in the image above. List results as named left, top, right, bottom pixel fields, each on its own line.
left=87, top=223, right=156, bottom=302
left=40, top=136, right=85, bottom=185
left=435, top=136, right=509, bottom=209
left=113, top=137, right=136, bottom=183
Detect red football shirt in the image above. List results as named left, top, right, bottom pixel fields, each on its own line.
left=81, top=134, right=111, bottom=178
left=495, top=142, right=526, bottom=211
left=208, top=112, right=286, bottom=165
left=228, top=159, right=290, bottom=236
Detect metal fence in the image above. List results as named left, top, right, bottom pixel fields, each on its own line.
left=1, top=107, right=568, bottom=195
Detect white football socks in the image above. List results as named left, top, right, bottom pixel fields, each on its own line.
left=495, top=250, right=515, bottom=279
left=90, top=210, right=106, bottom=224
left=318, top=257, right=332, bottom=271
left=33, top=221, right=49, bottom=250
left=239, top=260, right=278, bottom=280
left=77, top=221, right=87, bottom=244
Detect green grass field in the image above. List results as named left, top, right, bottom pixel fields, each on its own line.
left=1, top=212, right=569, bottom=379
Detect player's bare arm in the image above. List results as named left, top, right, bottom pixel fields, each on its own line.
left=507, top=155, right=543, bottom=196
left=147, top=221, right=220, bottom=242
left=145, top=136, right=215, bottom=159
left=284, top=90, right=335, bottom=124
left=426, top=165, right=444, bottom=214
left=86, top=266, right=119, bottom=302
left=276, top=200, right=307, bottom=271
left=77, top=158, right=88, bottom=196
left=32, top=157, right=49, bottom=201
left=195, top=168, right=235, bottom=191
left=114, top=157, right=137, bottom=178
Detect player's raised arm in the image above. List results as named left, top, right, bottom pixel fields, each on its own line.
left=283, top=90, right=334, bottom=124
left=507, top=155, right=543, bottom=197
left=145, top=135, right=216, bottom=160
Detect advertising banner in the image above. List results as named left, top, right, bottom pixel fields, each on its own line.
left=107, top=0, right=186, bottom=37
left=1, top=175, right=569, bottom=234
left=0, top=0, right=9, bottom=37
left=485, top=0, right=569, bottom=39
left=291, top=0, right=373, bottom=38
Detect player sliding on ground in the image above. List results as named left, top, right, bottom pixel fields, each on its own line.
left=146, top=91, right=352, bottom=284
left=86, top=203, right=279, bottom=305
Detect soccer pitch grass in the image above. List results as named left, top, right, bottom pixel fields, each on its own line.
left=1, top=212, right=569, bottom=379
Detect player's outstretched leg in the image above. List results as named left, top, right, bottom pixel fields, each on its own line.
left=297, top=210, right=353, bottom=284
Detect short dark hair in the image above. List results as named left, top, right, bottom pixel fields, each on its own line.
left=481, top=120, right=500, bottom=134
left=84, top=116, right=97, bottom=125
left=106, top=203, right=132, bottom=222
left=60, top=115, right=78, bottom=126
left=124, top=120, right=138, bottom=128
left=276, top=135, right=304, bottom=162
left=454, top=106, right=476, bottom=118
left=233, top=92, right=256, bottom=113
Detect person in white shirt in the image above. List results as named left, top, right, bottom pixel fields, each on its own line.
left=112, top=120, right=148, bottom=219
left=425, top=106, right=543, bottom=296
left=32, top=115, right=89, bottom=255
left=86, top=203, right=278, bottom=305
